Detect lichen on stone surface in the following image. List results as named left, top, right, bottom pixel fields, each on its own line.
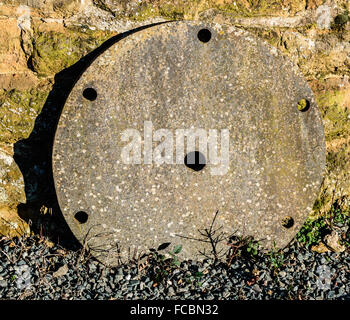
left=0, top=206, right=29, bottom=237
left=93, top=0, right=311, bottom=21
left=313, top=85, right=350, bottom=214
left=0, top=147, right=25, bottom=210
left=317, top=88, right=350, bottom=144
left=30, top=25, right=115, bottom=77
left=0, top=88, right=49, bottom=144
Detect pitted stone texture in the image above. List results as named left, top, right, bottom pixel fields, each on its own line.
left=53, top=21, right=326, bottom=266
left=0, top=148, right=25, bottom=206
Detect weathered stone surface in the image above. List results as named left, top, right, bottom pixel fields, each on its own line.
left=0, top=0, right=348, bottom=245
left=0, top=89, right=49, bottom=144
left=29, top=25, right=114, bottom=77
left=311, top=242, right=330, bottom=253
left=0, top=13, right=37, bottom=90
left=53, top=21, right=325, bottom=265
left=0, top=147, right=25, bottom=205
left=0, top=206, right=29, bottom=237
left=91, top=0, right=336, bottom=20
left=324, top=230, right=346, bottom=252
left=0, top=146, right=28, bottom=237
left=314, top=82, right=350, bottom=213
left=52, top=264, right=68, bottom=277
left=1, top=0, right=83, bottom=16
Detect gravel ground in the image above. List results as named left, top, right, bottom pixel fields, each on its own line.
left=0, top=235, right=349, bottom=300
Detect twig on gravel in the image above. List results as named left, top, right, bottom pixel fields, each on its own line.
left=0, top=248, right=15, bottom=264
left=177, top=211, right=230, bottom=262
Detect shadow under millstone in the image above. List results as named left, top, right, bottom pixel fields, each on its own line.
left=14, top=21, right=172, bottom=251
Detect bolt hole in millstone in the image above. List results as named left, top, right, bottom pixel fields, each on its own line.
left=297, top=99, right=310, bottom=112
left=74, top=211, right=89, bottom=224
left=184, top=151, right=206, bottom=171
left=197, top=28, right=212, bottom=43
left=282, top=216, right=294, bottom=229
left=83, top=88, right=97, bottom=101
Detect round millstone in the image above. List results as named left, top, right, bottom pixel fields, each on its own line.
left=53, top=21, right=326, bottom=266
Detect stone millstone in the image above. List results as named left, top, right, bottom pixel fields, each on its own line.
left=52, top=21, right=326, bottom=266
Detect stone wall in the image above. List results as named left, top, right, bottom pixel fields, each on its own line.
left=0, top=0, right=349, bottom=237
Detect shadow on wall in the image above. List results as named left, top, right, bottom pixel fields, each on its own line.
left=13, top=21, right=170, bottom=250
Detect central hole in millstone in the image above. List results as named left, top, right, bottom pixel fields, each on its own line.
left=184, top=151, right=206, bottom=171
